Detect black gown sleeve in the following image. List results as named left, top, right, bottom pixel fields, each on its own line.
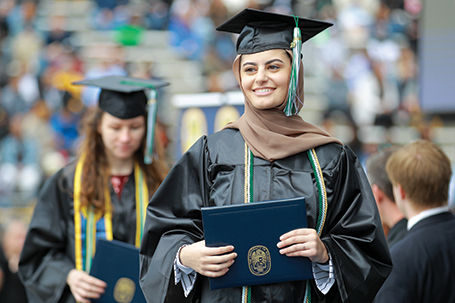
left=18, top=169, right=75, bottom=303
left=319, top=146, right=392, bottom=302
left=139, top=136, right=210, bottom=303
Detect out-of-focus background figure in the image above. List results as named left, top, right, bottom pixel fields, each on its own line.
left=0, top=218, right=29, bottom=303
left=366, top=145, right=408, bottom=248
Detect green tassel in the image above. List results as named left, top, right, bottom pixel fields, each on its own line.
left=144, top=89, right=157, bottom=164
left=284, top=16, right=302, bottom=117
left=117, top=80, right=160, bottom=164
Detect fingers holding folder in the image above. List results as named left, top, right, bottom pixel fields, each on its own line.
left=66, top=269, right=107, bottom=303
left=277, top=228, right=329, bottom=264
left=179, top=240, right=238, bottom=278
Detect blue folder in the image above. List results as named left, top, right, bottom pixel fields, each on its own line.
left=201, top=196, right=312, bottom=290
left=89, top=239, right=146, bottom=303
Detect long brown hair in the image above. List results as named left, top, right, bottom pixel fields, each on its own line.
left=77, top=107, right=169, bottom=211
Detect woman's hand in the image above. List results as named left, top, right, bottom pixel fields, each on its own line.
left=277, top=228, right=329, bottom=264
left=179, top=240, right=237, bottom=278
left=66, top=269, right=107, bottom=303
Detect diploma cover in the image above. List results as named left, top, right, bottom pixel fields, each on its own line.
left=89, top=239, right=146, bottom=303
left=201, top=196, right=312, bottom=290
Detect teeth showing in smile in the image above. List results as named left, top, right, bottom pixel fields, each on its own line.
left=255, top=88, right=273, bottom=93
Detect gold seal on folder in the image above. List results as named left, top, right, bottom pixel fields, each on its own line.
left=113, top=277, right=135, bottom=303
left=248, top=245, right=271, bottom=276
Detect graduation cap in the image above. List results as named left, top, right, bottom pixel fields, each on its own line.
left=216, top=8, right=332, bottom=55
left=72, top=75, right=169, bottom=164
left=217, top=9, right=332, bottom=116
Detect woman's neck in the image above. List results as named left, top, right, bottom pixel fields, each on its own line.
left=108, top=156, right=134, bottom=176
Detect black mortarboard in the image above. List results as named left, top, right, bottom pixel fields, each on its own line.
left=73, top=75, right=170, bottom=164
left=72, top=75, right=169, bottom=119
left=216, top=8, right=332, bottom=54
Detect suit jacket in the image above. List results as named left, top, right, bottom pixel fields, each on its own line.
left=387, top=217, right=407, bottom=248
left=374, top=211, right=455, bottom=303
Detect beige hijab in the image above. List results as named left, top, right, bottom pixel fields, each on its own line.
left=224, top=51, right=342, bottom=162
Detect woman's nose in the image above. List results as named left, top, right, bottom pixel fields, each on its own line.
left=119, top=128, right=131, bottom=141
left=255, top=68, right=268, bottom=84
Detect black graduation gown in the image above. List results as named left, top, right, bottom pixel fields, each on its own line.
left=139, top=129, right=392, bottom=303
left=18, top=163, right=141, bottom=303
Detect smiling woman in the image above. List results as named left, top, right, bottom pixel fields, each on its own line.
left=240, top=49, right=292, bottom=110
left=139, top=8, right=392, bottom=303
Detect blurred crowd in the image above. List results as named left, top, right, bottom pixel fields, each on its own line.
left=0, top=0, right=447, bottom=209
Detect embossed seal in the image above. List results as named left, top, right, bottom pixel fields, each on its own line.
left=248, top=245, right=271, bottom=276
left=113, top=277, right=135, bottom=303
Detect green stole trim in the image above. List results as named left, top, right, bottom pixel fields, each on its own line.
left=304, top=149, right=328, bottom=303
left=241, top=145, right=328, bottom=303
left=242, top=143, right=253, bottom=303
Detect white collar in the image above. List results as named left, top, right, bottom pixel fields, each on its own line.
left=407, top=206, right=450, bottom=230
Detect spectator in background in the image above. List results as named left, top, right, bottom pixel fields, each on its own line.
left=201, top=0, right=237, bottom=92
left=366, top=145, right=407, bottom=247
left=115, top=11, right=145, bottom=46
left=1, top=60, right=40, bottom=117
left=167, top=0, right=213, bottom=61
left=335, top=0, right=375, bottom=49
left=0, top=113, right=42, bottom=206
left=0, top=0, right=11, bottom=86
left=144, top=0, right=171, bottom=30
left=40, top=48, right=84, bottom=112
left=396, top=44, right=418, bottom=122
left=374, top=140, right=455, bottom=303
left=40, top=66, right=65, bottom=112
left=322, top=64, right=353, bottom=124
left=5, top=0, right=38, bottom=37
left=0, top=218, right=28, bottom=303
left=0, top=104, right=8, bottom=141
left=344, top=48, right=381, bottom=127
left=90, top=0, right=129, bottom=31
left=20, top=100, right=62, bottom=176
left=49, top=91, right=84, bottom=157
left=0, top=0, right=10, bottom=40
left=80, top=44, right=127, bottom=107
left=45, top=15, right=72, bottom=46
left=10, top=22, right=43, bottom=74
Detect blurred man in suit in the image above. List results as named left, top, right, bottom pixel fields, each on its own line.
left=374, top=140, right=455, bottom=303
left=366, top=145, right=407, bottom=247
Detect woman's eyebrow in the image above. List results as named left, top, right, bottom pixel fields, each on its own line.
left=242, top=58, right=284, bottom=67
left=265, top=58, right=284, bottom=65
left=242, top=61, right=257, bottom=67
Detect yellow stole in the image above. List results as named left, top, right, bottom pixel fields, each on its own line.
left=73, top=154, right=149, bottom=272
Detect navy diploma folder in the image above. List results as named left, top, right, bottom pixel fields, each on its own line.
left=89, top=239, right=146, bottom=303
left=201, top=196, right=312, bottom=290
